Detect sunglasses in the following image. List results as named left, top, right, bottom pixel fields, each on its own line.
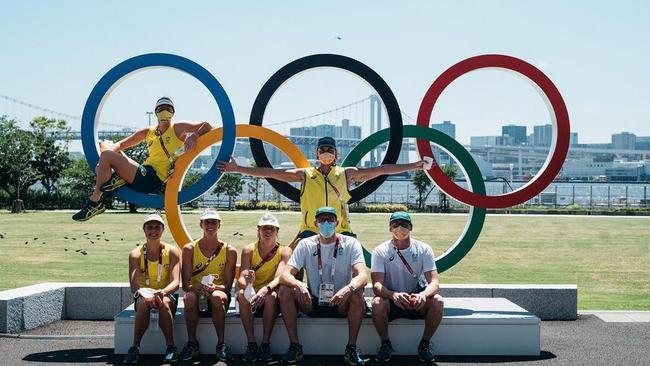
left=155, top=105, right=174, bottom=113
left=390, top=221, right=411, bottom=229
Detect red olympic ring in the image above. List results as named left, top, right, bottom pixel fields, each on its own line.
left=416, top=54, right=570, bottom=208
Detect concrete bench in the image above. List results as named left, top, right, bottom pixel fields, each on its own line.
left=1, top=282, right=575, bottom=334
left=114, top=297, right=540, bottom=356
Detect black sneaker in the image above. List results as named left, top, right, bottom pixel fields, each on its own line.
left=100, top=173, right=126, bottom=192
left=179, top=340, right=200, bottom=361
left=164, top=344, right=179, bottom=363
left=344, top=344, right=365, bottom=365
left=216, top=342, right=233, bottom=362
left=242, top=341, right=259, bottom=362
left=123, top=345, right=139, bottom=364
left=72, top=199, right=105, bottom=222
left=281, top=342, right=303, bottom=364
left=375, top=339, right=392, bottom=362
left=417, top=339, right=435, bottom=363
left=259, top=342, right=273, bottom=362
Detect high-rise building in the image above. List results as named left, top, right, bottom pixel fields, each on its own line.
left=470, top=136, right=507, bottom=147
left=501, top=125, right=527, bottom=145
left=570, top=132, right=579, bottom=146
left=533, top=124, right=553, bottom=146
left=430, top=120, right=456, bottom=139
left=611, top=132, right=636, bottom=150
left=635, top=136, right=650, bottom=150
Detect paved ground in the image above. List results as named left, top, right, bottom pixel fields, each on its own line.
left=1, top=315, right=649, bottom=365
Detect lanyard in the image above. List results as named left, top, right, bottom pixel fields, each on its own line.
left=318, top=167, right=351, bottom=226
left=252, top=242, right=280, bottom=271
left=191, top=242, right=223, bottom=276
left=317, top=237, right=340, bottom=283
left=393, top=242, right=417, bottom=279
left=143, top=243, right=163, bottom=286
left=155, top=128, right=176, bottom=181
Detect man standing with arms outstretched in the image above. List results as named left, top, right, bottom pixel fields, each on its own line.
left=218, top=136, right=426, bottom=245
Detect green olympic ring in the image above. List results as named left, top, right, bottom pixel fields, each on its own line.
left=342, top=125, right=486, bottom=273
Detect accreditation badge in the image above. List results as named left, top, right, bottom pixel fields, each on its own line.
left=318, top=282, right=335, bottom=306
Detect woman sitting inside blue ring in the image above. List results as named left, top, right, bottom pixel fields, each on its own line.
left=73, top=97, right=213, bottom=222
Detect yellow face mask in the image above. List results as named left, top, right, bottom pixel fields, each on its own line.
left=156, top=110, right=174, bottom=122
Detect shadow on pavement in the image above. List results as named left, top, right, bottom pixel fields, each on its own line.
left=23, top=348, right=556, bottom=365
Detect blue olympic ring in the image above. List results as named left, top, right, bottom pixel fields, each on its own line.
left=81, top=53, right=236, bottom=208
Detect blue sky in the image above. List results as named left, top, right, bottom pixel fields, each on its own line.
left=1, top=1, right=649, bottom=145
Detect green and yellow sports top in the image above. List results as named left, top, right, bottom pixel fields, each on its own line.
left=143, top=124, right=184, bottom=181
left=299, top=166, right=352, bottom=234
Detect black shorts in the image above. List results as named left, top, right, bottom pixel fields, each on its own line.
left=199, top=293, right=232, bottom=317
left=303, top=294, right=347, bottom=318
left=130, top=165, right=164, bottom=193
left=388, top=288, right=425, bottom=321
left=135, top=293, right=179, bottom=316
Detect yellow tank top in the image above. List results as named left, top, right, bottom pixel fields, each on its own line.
left=138, top=243, right=172, bottom=290
left=299, top=166, right=352, bottom=233
left=143, top=123, right=184, bottom=181
left=190, top=239, right=228, bottom=287
left=250, top=241, right=284, bottom=292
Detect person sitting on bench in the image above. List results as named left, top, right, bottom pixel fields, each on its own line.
left=370, top=211, right=444, bottom=363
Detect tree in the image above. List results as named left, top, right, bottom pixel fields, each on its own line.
left=30, top=116, right=71, bottom=194
left=213, top=173, right=244, bottom=210
left=438, top=164, right=459, bottom=212
left=0, top=117, right=41, bottom=211
left=412, top=170, right=432, bottom=211
left=247, top=176, right=263, bottom=209
left=182, top=171, right=204, bottom=208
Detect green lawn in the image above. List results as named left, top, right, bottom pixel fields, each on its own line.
left=1, top=210, right=648, bottom=310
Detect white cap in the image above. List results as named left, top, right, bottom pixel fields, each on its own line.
left=257, top=212, right=280, bottom=228
left=155, top=96, right=174, bottom=109
left=200, top=209, right=221, bottom=221
left=143, top=213, right=165, bottom=225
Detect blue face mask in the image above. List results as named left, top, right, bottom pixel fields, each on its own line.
left=317, top=221, right=336, bottom=238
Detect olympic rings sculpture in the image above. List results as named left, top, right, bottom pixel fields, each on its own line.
left=82, top=52, right=570, bottom=272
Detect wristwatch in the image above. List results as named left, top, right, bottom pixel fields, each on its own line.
left=266, top=285, right=273, bottom=293
left=348, top=284, right=357, bottom=292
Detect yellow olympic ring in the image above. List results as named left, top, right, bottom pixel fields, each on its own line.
left=164, top=124, right=311, bottom=247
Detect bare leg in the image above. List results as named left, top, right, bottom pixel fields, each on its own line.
left=337, top=290, right=365, bottom=345
left=132, top=300, right=150, bottom=347
left=159, top=296, right=175, bottom=345
left=90, top=150, right=139, bottom=202
left=371, top=296, right=390, bottom=341
left=210, top=291, right=229, bottom=344
left=183, top=292, right=199, bottom=342
left=261, top=291, right=279, bottom=343
left=237, top=290, right=256, bottom=342
left=421, top=294, right=444, bottom=341
left=278, top=285, right=301, bottom=343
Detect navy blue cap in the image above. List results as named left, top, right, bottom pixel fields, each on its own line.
left=317, top=136, right=336, bottom=148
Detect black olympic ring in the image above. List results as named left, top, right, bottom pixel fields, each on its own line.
left=249, top=53, right=404, bottom=203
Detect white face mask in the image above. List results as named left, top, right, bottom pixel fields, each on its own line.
left=391, top=226, right=410, bottom=241
left=318, top=152, right=336, bottom=165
